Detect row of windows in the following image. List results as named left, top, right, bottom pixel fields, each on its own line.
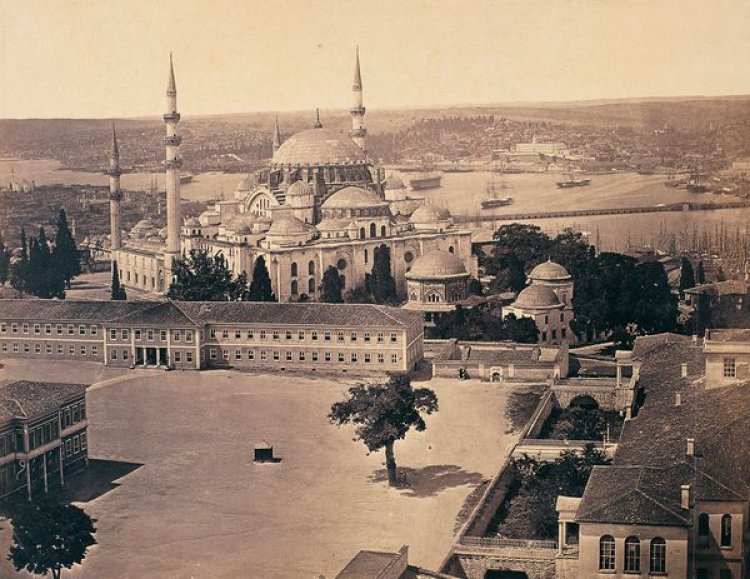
left=599, top=536, right=665, bottom=573
left=0, top=432, right=15, bottom=458
left=64, top=433, right=87, bottom=458
left=61, top=402, right=87, bottom=430
left=109, top=328, right=194, bottom=342
left=109, top=349, right=195, bottom=364
left=2, top=342, right=99, bottom=356
left=1, top=323, right=98, bottom=336
left=698, top=512, right=733, bottom=547
left=208, top=348, right=399, bottom=365
left=209, top=328, right=398, bottom=343
left=290, top=260, right=316, bottom=277
left=28, top=419, right=61, bottom=451
left=541, top=328, right=567, bottom=342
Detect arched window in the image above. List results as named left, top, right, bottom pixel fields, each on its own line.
left=308, top=260, right=315, bottom=275
left=381, top=225, right=386, bottom=237
left=698, top=513, right=710, bottom=546
left=624, top=536, right=640, bottom=572
left=291, top=262, right=298, bottom=277
left=599, top=535, right=615, bottom=571
left=308, top=277, right=316, bottom=294
left=359, top=227, right=365, bottom=239
left=650, top=538, right=666, bottom=574
left=364, top=249, right=369, bottom=264
left=721, top=514, right=732, bottom=547
left=370, top=223, right=377, bottom=238
left=290, top=280, right=298, bottom=296
left=448, top=245, right=455, bottom=253
left=340, top=275, right=346, bottom=288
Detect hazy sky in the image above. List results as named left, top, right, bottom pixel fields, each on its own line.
left=2, top=0, right=750, bottom=119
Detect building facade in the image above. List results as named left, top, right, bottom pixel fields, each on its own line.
left=0, top=300, right=424, bottom=373
left=0, top=381, right=88, bottom=501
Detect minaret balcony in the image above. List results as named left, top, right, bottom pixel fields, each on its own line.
left=163, top=112, right=181, bottom=122
left=350, top=128, right=367, bottom=138
left=107, top=167, right=122, bottom=177
left=350, top=106, right=366, bottom=116
left=109, top=191, right=123, bottom=202
left=164, top=135, right=182, bottom=146
left=165, top=158, right=183, bottom=170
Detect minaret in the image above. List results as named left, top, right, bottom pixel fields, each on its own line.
left=350, top=46, right=366, bottom=152
left=108, top=123, right=123, bottom=252
left=272, top=116, right=282, bottom=155
left=163, top=53, right=182, bottom=290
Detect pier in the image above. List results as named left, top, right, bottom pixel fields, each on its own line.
left=455, top=199, right=750, bottom=227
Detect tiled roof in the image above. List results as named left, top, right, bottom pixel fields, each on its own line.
left=176, top=302, right=422, bottom=328
left=685, top=280, right=747, bottom=297
left=335, top=550, right=401, bottom=578
left=0, top=380, right=87, bottom=422
left=113, top=302, right=197, bottom=327
left=706, top=328, right=750, bottom=343
left=577, top=336, right=750, bottom=526
left=0, top=299, right=153, bottom=322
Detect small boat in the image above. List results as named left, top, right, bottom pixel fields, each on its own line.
left=687, top=173, right=709, bottom=193
left=409, top=173, right=442, bottom=191
left=556, top=175, right=591, bottom=188
left=481, top=179, right=513, bottom=208
left=443, top=162, right=473, bottom=173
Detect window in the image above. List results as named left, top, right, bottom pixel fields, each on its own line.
left=185, top=331, right=193, bottom=343
left=122, top=349, right=128, bottom=360
left=69, top=345, right=75, bottom=355
left=135, top=329, right=142, bottom=340
left=721, top=514, right=732, bottom=547
left=377, top=332, right=384, bottom=343
left=80, top=433, right=87, bottom=451
left=649, top=538, right=666, bottom=574
left=44, top=324, right=51, bottom=334
left=80, top=345, right=86, bottom=355
left=1, top=343, right=5, bottom=353
left=391, top=354, right=398, bottom=364
left=312, top=330, right=318, bottom=341
left=92, top=345, right=98, bottom=355
left=147, top=329, right=154, bottom=341
left=324, top=331, right=331, bottom=341
left=337, top=331, right=344, bottom=342
left=378, top=353, right=384, bottom=363
left=235, top=350, right=242, bottom=360
left=0, top=323, right=5, bottom=333
left=23, top=323, right=29, bottom=334
left=273, top=351, right=280, bottom=361
left=11, top=323, right=18, bottom=334
left=235, top=330, right=241, bottom=340
left=210, top=329, right=216, bottom=339
left=91, top=325, right=98, bottom=336
left=111, top=348, right=119, bottom=360
left=73, top=436, right=80, bottom=454
left=186, top=352, right=193, bottom=363
left=12, top=343, right=18, bottom=353
left=560, top=312, right=565, bottom=322
left=298, top=331, right=305, bottom=340
left=46, top=343, right=52, bottom=354
left=34, top=343, right=41, bottom=354
left=285, top=351, right=292, bottom=361
left=308, top=260, right=315, bottom=275
left=390, top=333, right=397, bottom=343
left=33, top=324, right=40, bottom=334
left=222, top=349, right=229, bottom=360
left=111, top=329, right=117, bottom=340
left=222, top=330, right=229, bottom=339
left=174, top=331, right=181, bottom=342
left=286, top=330, right=292, bottom=340
left=291, top=262, right=298, bottom=277
left=351, top=353, right=358, bottom=363
left=350, top=331, right=357, bottom=341
left=365, top=353, right=371, bottom=363
left=248, top=350, right=255, bottom=360
left=260, top=350, right=267, bottom=361
left=23, top=343, right=29, bottom=353
left=273, top=330, right=279, bottom=340
left=209, top=348, right=217, bottom=360
left=67, top=324, right=74, bottom=335
left=291, top=280, right=298, bottom=296
left=56, top=324, right=63, bottom=335
left=338, top=352, right=345, bottom=362
left=57, top=344, right=63, bottom=354
left=65, top=439, right=72, bottom=457
left=260, top=330, right=266, bottom=340
left=599, top=535, right=615, bottom=571
left=312, top=351, right=318, bottom=362
left=723, top=358, right=736, bottom=378
left=698, top=513, right=710, bottom=546
left=122, top=329, right=129, bottom=340
left=364, top=332, right=370, bottom=342
left=247, top=330, right=254, bottom=340
left=325, top=352, right=331, bottom=362
left=624, top=536, right=640, bottom=573
left=79, top=325, right=86, bottom=335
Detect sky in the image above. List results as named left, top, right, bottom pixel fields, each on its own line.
left=2, top=0, right=750, bottom=118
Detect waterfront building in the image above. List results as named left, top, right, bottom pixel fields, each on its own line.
left=0, top=380, right=88, bottom=501
left=111, top=50, right=475, bottom=300
left=503, top=260, right=575, bottom=345
left=0, top=300, right=424, bottom=373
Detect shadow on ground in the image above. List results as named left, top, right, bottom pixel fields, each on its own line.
left=57, top=458, right=143, bottom=503
left=369, top=464, right=484, bottom=498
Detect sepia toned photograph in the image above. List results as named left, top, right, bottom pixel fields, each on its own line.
left=0, top=1, right=749, bottom=577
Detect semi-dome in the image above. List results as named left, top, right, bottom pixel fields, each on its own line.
left=184, top=217, right=201, bottom=227
left=272, top=127, right=367, bottom=166
left=286, top=180, right=314, bottom=197
left=407, top=249, right=468, bottom=279
left=513, top=284, right=562, bottom=309
left=266, top=215, right=315, bottom=237
left=410, top=204, right=451, bottom=224
left=384, top=174, right=406, bottom=190
left=529, top=260, right=571, bottom=281
left=321, top=186, right=385, bottom=210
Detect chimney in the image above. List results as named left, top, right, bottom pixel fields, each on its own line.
left=692, top=334, right=698, bottom=345
left=675, top=392, right=682, bottom=407
left=681, top=363, right=688, bottom=378
left=681, top=484, right=691, bottom=509
left=686, top=438, right=695, bottom=456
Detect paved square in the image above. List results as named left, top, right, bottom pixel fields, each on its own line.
left=0, top=361, right=521, bottom=578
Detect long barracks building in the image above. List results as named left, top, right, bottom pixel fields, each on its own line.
left=0, top=300, right=424, bottom=373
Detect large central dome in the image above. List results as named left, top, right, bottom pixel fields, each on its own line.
left=272, top=126, right=367, bottom=166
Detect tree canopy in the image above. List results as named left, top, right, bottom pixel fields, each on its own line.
left=168, top=249, right=254, bottom=301
left=678, top=257, right=695, bottom=296
left=329, top=375, right=438, bottom=486
left=431, top=304, right=538, bottom=343
left=8, top=500, right=97, bottom=579
left=370, top=245, right=398, bottom=304
left=53, top=208, right=81, bottom=289
left=321, top=265, right=344, bottom=303
left=247, top=256, right=276, bottom=302
left=10, top=227, right=66, bottom=299
left=110, top=261, right=127, bottom=300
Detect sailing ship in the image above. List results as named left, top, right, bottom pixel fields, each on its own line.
left=480, top=178, right=513, bottom=209
left=443, top=161, right=473, bottom=173
left=687, top=172, right=710, bottom=193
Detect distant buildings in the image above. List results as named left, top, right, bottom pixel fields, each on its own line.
left=0, top=300, right=424, bottom=373
left=0, top=380, right=88, bottom=501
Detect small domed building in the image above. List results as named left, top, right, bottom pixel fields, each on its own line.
left=503, top=259, right=575, bottom=345
left=403, top=249, right=470, bottom=325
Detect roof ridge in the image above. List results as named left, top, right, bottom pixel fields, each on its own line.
left=632, top=488, right=690, bottom=524
left=694, top=466, right=748, bottom=500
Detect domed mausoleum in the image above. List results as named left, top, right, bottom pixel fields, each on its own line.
left=403, top=249, right=470, bottom=325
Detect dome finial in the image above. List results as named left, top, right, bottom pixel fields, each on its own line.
left=314, top=108, right=322, bottom=129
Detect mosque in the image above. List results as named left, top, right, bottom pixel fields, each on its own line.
left=110, top=51, right=476, bottom=301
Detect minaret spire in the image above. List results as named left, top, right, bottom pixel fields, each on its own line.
left=273, top=115, right=282, bottom=154
left=314, top=108, right=323, bottom=129
left=163, top=53, right=182, bottom=293
left=350, top=46, right=366, bottom=153
left=108, top=123, right=123, bottom=252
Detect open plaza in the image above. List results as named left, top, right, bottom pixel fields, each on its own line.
left=0, top=358, right=523, bottom=578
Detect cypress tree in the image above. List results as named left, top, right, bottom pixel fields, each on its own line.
left=0, top=232, right=9, bottom=285
left=10, top=228, right=29, bottom=294
left=53, top=208, right=81, bottom=289
left=321, top=265, right=344, bottom=303
left=110, top=261, right=127, bottom=300
left=696, top=260, right=706, bottom=285
left=678, top=257, right=695, bottom=296
left=371, top=245, right=397, bottom=304
left=247, top=256, right=276, bottom=302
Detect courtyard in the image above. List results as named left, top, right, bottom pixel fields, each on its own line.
left=0, top=360, right=524, bottom=578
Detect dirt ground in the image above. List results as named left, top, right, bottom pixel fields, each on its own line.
left=0, top=361, right=525, bottom=578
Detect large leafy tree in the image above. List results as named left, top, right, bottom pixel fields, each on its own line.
left=489, top=223, right=552, bottom=270
left=8, top=500, right=97, bottom=579
left=10, top=228, right=65, bottom=299
left=53, top=208, right=81, bottom=289
left=0, top=231, right=10, bottom=284
left=10, top=228, right=29, bottom=294
left=110, top=260, right=127, bottom=300
left=247, top=256, right=276, bottom=302
left=329, top=375, right=438, bottom=487
left=321, top=265, right=344, bottom=303
left=168, top=249, right=252, bottom=301
left=371, top=245, right=398, bottom=304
